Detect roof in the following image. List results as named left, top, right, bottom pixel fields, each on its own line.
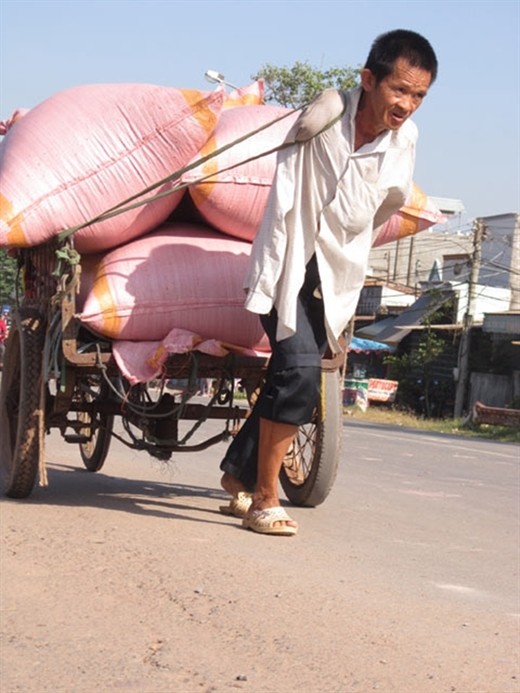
left=429, top=196, right=465, bottom=215
left=355, top=287, right=455, bottom=345
left=482, top=311, right=520, bottom=335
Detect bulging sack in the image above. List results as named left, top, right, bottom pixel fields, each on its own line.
left=373, top=183, right=445, bottom=247
left=184, top=104, right=298, bottom=242
left=223, top=80, right=265, bottom=110
left=0, top=83, right=223, bottom=253
left=79, top=222, right=269, bottom=350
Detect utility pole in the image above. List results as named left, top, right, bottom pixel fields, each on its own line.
left=406, top=236, right=415, bottom=286
left=454, top=218, right=484, bottom=418
left=510, top=212, right=520, bottom=310
left=393, top=239, right=400, bottom=281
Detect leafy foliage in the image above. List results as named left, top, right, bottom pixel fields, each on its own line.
left=252, top=61, right=360, bottom=109
left=384, top=327, right=447, bottom=418
left=0, top=250, right=19, bottom=307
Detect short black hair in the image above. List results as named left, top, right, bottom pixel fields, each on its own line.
left=364, top=29, right=438, bottom=84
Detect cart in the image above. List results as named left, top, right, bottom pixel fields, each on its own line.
left=0, top=239, right=345, bottom=505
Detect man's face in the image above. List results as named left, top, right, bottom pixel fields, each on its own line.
left=360, top=57, right=432, bottom=133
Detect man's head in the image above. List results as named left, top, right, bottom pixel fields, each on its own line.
left=357, top=29, right=437, bottom=136
left=364, top=29, right=438, bottom=85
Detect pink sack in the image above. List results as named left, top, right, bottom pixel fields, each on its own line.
left=0, top=108, right=30, bottom=135
left=79, top=222, right=269, bottom=351
left=373, top=183, right=445, bottom=247
left=0, top=84, right=223, bottom=252
left=112, top=330, right=269, bottom=385
left=183, top=104, right=298, bottom=242
left=223, top=80, right=265, bottom=110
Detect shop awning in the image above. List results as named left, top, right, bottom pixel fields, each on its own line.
left=348, top=337, right=396, bottom=353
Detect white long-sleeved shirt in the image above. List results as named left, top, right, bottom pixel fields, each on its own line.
left=243, top=86, right=417, bottom=353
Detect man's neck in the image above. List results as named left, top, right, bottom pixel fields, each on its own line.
left=354, top=93, right=386, bottom=150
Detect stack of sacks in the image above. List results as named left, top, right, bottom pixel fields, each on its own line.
left=1, top=80, right=445, bottom=384
left=0, top=82, right=224, bottom=253
left=79, top=223, right=270, bottom=384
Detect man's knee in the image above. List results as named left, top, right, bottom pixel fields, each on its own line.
left=259, top=365, right=321, bottom=426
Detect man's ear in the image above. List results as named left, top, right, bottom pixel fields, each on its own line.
left=360, top=68, right=376, bottom=92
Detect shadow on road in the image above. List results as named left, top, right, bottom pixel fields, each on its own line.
left=0, top=461, right=241, bottom=526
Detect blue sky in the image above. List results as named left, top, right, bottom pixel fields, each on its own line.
left=1, top=0, right=519, bottom=223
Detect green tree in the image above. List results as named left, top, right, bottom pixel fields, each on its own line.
left=0, top=250, right=18, bottom=307
left=414, top=328, right=446, bottom=417
left=384, top=327, right=447, bottom=418
left=252, top=61, right=360, bottom=109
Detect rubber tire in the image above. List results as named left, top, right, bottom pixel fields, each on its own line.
left=280, top=369, right=343, bottom=507
left=76, top=376, right=114, bottom=472
left=79, top=411, right=114, bottom=472
left=0, top=308, right=46, bottom=498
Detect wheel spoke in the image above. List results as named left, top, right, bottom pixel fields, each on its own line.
left=280, top=370, right=342, bottom=507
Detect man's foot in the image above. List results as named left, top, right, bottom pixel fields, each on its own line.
left=219, top=473, right=253, bottom=518
left=246, top=494, right=298, bottom=534
left=243, top=505, right=298, bottom=536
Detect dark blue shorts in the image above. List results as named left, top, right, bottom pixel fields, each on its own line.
left=255, top=255, right=328, bottom=425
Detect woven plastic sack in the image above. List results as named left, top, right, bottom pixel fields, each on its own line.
left=0, top=108, right=30, bottom=135
left=223, top=80, right=265, bottom=109
left=373, top=183, right=445, bottom=247
left=79, top=222, right=269, bottom=350
left=183, top=104, right=298, bottom=242
left=0, top=83, right=223, bottom=252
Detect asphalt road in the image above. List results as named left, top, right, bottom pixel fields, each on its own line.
left=1, top=415, right=519, bottom=693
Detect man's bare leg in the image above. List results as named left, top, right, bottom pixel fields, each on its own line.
left=221, top=472, right=250, bottom=497
left=250, top=417, right=298, bottom=530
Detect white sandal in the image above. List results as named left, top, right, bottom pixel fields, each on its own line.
left=219, top=491, right=253, bottom=519
left=242, top=506, right=298, bottom=536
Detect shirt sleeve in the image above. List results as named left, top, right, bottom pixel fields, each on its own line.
left=242, top=142, right=299, bottom=310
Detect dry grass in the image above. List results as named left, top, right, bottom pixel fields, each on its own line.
left=344, top=404, right=520, bottom=444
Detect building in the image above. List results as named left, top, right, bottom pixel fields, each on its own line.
left=355, top=210, right=520, bottom=413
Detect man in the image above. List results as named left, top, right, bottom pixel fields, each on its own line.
left=219, top=29, right=438, bottom=535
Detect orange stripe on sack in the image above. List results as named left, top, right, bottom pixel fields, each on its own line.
left=408, top=183, right=428, bottom=211
left=146, top=344, right=168, bottom=371
left=180, top=89, right=222, bottom=205
left=189, top=133, right=218, bottom=204
left=92, top=267, right=121, bottom=338
left=397, top=183, right=428, bottom=239
left=180, top=88, right=220, bottom=135
left=224, top=93, right=263, bottom=109
left=0, top=193, right=28, bottom=247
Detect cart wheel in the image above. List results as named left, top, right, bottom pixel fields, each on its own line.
left=280, top=369, right=343, bottom=507
left=78, top=379, right=114, bottom=472
left=0, top=308, right=46, bottom=498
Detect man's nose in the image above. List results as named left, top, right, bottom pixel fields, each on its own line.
left=397, top=94, right=415, bottom=114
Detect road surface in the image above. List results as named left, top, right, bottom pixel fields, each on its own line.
left=1, top=416, right=519, bottom=692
